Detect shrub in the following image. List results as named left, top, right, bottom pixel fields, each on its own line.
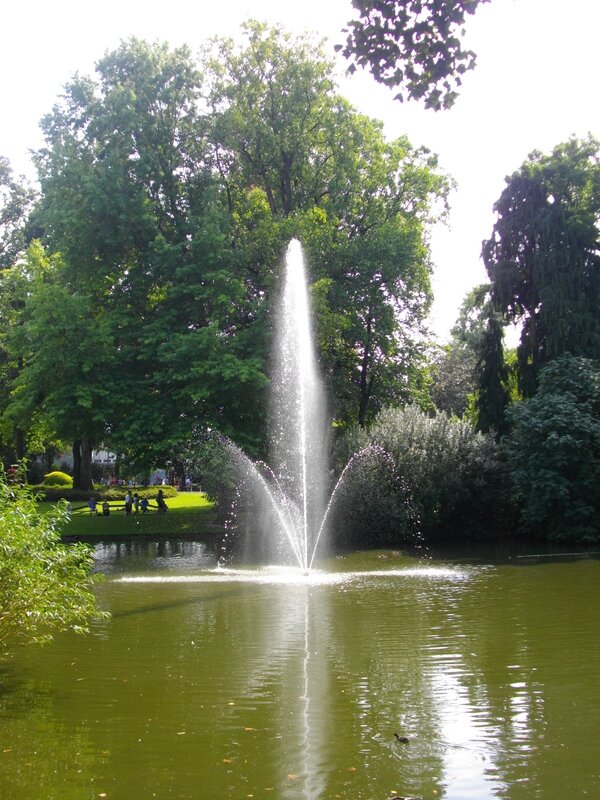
left=507, top=356, right=600, bottom=542
left=332, top=405, right=513, bottom=546
left=42, top=470, right=73, bottom=488
left=0, top=467, right=106, bottom=653
left=36, top=485, right=178, bottom=502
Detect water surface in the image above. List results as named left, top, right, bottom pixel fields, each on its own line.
left=1, top=540, right=599, bottom=800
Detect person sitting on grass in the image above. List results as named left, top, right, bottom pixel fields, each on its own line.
left=156, top=489, right=168, bottom=514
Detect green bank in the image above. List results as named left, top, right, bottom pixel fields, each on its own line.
left=40, top=492, right=219, bottom=537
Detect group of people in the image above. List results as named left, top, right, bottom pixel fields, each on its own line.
left=87, top=490, right=165, bottom=516
left=124, top=491, right=146, bottom=515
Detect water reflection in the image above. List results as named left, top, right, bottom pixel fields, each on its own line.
left=1, top=544, right=599, bottom=800
left=91, top=538, right=219, bottom=574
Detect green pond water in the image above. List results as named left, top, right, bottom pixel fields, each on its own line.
left=1, top=539, right=599, bottom=800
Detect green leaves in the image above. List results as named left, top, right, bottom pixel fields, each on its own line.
left=0, top=470, right=106, bottom=652
left=2, top=26, right=449, bottom=475
left=0, top=156, right=36, bottom=269
left=338, top=0, right=489, bottom=110
left=332, top=404, right=510, bottom=545
left=483, top=136, right=600, bottom=397
left=507, top=356, right=600, bottom=541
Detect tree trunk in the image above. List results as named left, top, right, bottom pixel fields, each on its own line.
left=72, top=440, right=82, bottom=488
left=15, top=428, right=25, bottom=461
left=80, top=434, right=94, bottom=492
left=172, top=458, right=186, bottom=490
left=358, top=374, right=375, bottom=428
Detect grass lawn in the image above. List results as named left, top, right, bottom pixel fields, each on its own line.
left=40, top=492, right=221, bottom=538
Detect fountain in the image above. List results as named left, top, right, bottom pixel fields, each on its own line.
left=223, top=240, right=329, bottom=571
left=269, top=239, right=329, bottom=570
left=221, top=239, right=396, bottom=572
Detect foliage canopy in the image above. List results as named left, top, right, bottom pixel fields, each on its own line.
left=483, top=136, right=600, bottom=397
left=0, top=25, right=448, bottom=482
left=508, top=356, right=600, bottom=542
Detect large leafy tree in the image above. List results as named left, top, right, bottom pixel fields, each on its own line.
left=4, top=243, right=119, bottom=489
left=203, top=22, right=449, bottom=425
left=337, top=0, right=489, bottom=109
left=0, top=157, right=36, bottom=269
left=0, top=159, right=37, bottom=464
left=482, top=136, right=600, bottom=397
left=30, top=38, right=269, bottom=472
left=203, top=22, right=343, bottom=218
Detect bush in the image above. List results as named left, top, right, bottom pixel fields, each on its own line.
left=0, top=467, right=106, bottom=653
left=332, top=405, right=513, bottom=547
left=35, top=485, right=178, bottom=502
left=507, top=356, right=600, bottom=542
left=100, top=485, right=177, bottom=501
left=42, top=470, right=73, bottom=488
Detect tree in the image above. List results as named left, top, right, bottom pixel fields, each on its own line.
left=32, top=38, right=269, bottom=469
left=0, top=159, right=37, bottom=465
left=203, top=22, right=450, bottom=425
left=321, top=208, right=437, bottom=425
left=508, top=356, right=600, bottom=542
left=337, top=0, right=489, bottom=110
left=0, top=467, right=105, bottom=653
left=429, top=284, right=490, bottom=417
left=483, top=137, right=600, bottom=397
left=203, top=21, right=342, bottom=218
left=0, top=157, right=36, bottom=269
left=474, top=306, right=510, bottom=435
left=429, top=342, right=476, bottom=417
left=2, top=242, right=120, bottom=490
left=27, top=27, right=448, bottom=472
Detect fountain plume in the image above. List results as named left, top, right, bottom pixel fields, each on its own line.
left=220, top=240, right=394, bottom=571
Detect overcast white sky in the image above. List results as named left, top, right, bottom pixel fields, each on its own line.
left=3, top=0, right=599, bottom=339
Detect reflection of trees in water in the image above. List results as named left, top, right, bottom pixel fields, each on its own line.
left=450, top=561, right=600, bottom=799
left=92, top=539, right=219, bottom=574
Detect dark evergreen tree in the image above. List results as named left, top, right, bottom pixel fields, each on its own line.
left=474, top=308, right=509, bottom=435
left=483, top=136, right=600, bottom=397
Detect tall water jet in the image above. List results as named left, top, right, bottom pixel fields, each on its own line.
left=269, top=239, right=329, bottom=571
left=221, top=240, right=390, bottom=570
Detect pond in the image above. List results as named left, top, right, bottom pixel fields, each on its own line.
left=1, top=538, right=599, bottom=800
